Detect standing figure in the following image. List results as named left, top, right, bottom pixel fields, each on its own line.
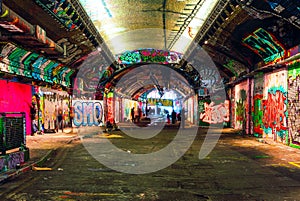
left=171, top=109, right=176, bottom=124
left=57, top=107, right=63, bottom=132
left=131, top=107, right=135, bottom=123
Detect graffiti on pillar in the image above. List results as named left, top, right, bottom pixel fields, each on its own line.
left=263, top=70, right=288, bottom=142
left=72, top=100, right=103, bottom=127
left=252, top=73, right=264, bottom=136
left=288, top=63, right=300, bottom=145
left=253, top=94, right=264, bottom=136
left=235, top=89, right=247, bottom=130
left=262, top=87, right=287, bottom=142
left=231, top=87, right=236, bottom=128
left=105, top=92, right=114, bottom=123
left=199, top=100, right=229, bottom=124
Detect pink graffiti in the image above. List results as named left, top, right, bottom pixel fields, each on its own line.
left=263, top=91, right=287, bottom=131
left=200, top=101, right=229, bottom=124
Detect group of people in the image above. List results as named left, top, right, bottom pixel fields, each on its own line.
left=166, top=109, right=181, bottom=124
left=131, top=107, right=142, bottom=123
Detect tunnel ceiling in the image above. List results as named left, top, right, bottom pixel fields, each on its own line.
left=1, top=0, right=300, bottom=91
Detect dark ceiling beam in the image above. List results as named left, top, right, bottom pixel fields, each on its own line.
left=167, top=0, right=203, bottom=50
left=187, top=0, right=230, bottom=54
left=203, top=43, right=249, bottom=68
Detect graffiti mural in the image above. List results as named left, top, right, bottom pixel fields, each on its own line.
left=288, top=62, right=300, bottom=145
left=253, top=94, right=264, bottom=136
left=0, top=43, right=75, bottom=88
left=263, top=70, right=288, bottom=143
left=116, top=49, right=183, bottom=65
left=243, top=28, right=285, bottom=64
left=199, top=100, right=229, bottom=124
left=7, top=151, right=24, bottom=169
left=252, top=73, right=264, bottom=137
left=234, top=80, right=249, bottom=132
left=72, top=100, right=103, bottom=127
left=231, top=87, right=236, bottom=128
left=35, top=0, right=79, bottom=30
left=0, top=151, right=25, bottom=172
left=105, top=92, right=114, bottom=123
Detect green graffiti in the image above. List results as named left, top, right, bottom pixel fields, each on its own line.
left=253, top=94, right=263, bottom=136
left=223, top=60, right=238, bottom=77
left=243, top=28, right=285, bottom=63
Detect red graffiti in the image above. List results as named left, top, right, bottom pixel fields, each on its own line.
left=200, top=101, right=229, bottom=124
left=107, top=97, right=114, bottom=123
left=262, top=91, right=287, bottom=131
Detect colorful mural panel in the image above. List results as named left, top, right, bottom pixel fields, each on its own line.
left=263, top=70, right=288, bottom=143
left=0, top=43, right=74, bottom=87
left=0, top=151, right=25, bottom=172
left=116, top=49, right=183, bottom=65
left=234, top=80, right=249, bottom=133
left=35, top=0, right=79, bottom=30
left=288, top=61, right=300, bottom=145
left=72, top=100, right=103, bottom=127
left=243, top=28, right=285, bottom=64
left=105, top=92, right=114, bottom=123
left=199, top=100, right=229, bottom=124
left=252, top=73, right=264, bottom=137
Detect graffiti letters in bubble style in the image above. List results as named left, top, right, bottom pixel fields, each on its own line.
left=199, top=100, right=230, bottom=124
left=262, top=88, right=287, bottom=140
left=72, top=100, right=103, bottom=127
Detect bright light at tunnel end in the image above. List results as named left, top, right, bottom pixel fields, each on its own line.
left=73, top=28, right=226, bottom=174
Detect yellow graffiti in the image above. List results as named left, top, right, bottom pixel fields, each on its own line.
left=0, top=10, right=9, bottom=18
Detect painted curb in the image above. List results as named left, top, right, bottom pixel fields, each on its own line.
left=0, top=135, right=80, bottom=184
left=0, top=149, right=54, bottom=184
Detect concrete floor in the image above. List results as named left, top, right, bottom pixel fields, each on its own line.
left=1, top=127, right=300, bottom=201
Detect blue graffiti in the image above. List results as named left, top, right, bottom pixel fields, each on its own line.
left=73, top=101, right=103, bottom=127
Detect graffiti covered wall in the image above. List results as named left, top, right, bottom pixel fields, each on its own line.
left=199, top=99, right=230, bottom=125
left=72, top=100, right=103, bottom=127
left=234, top=80, right=249, bottom=133
left=263, top=69, right=288, bottom=143
left=288, top=62, right=300, bottom=145
left=252, top=73, right=264, bottom=137
left=0, top=151, right=25, bottom=172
